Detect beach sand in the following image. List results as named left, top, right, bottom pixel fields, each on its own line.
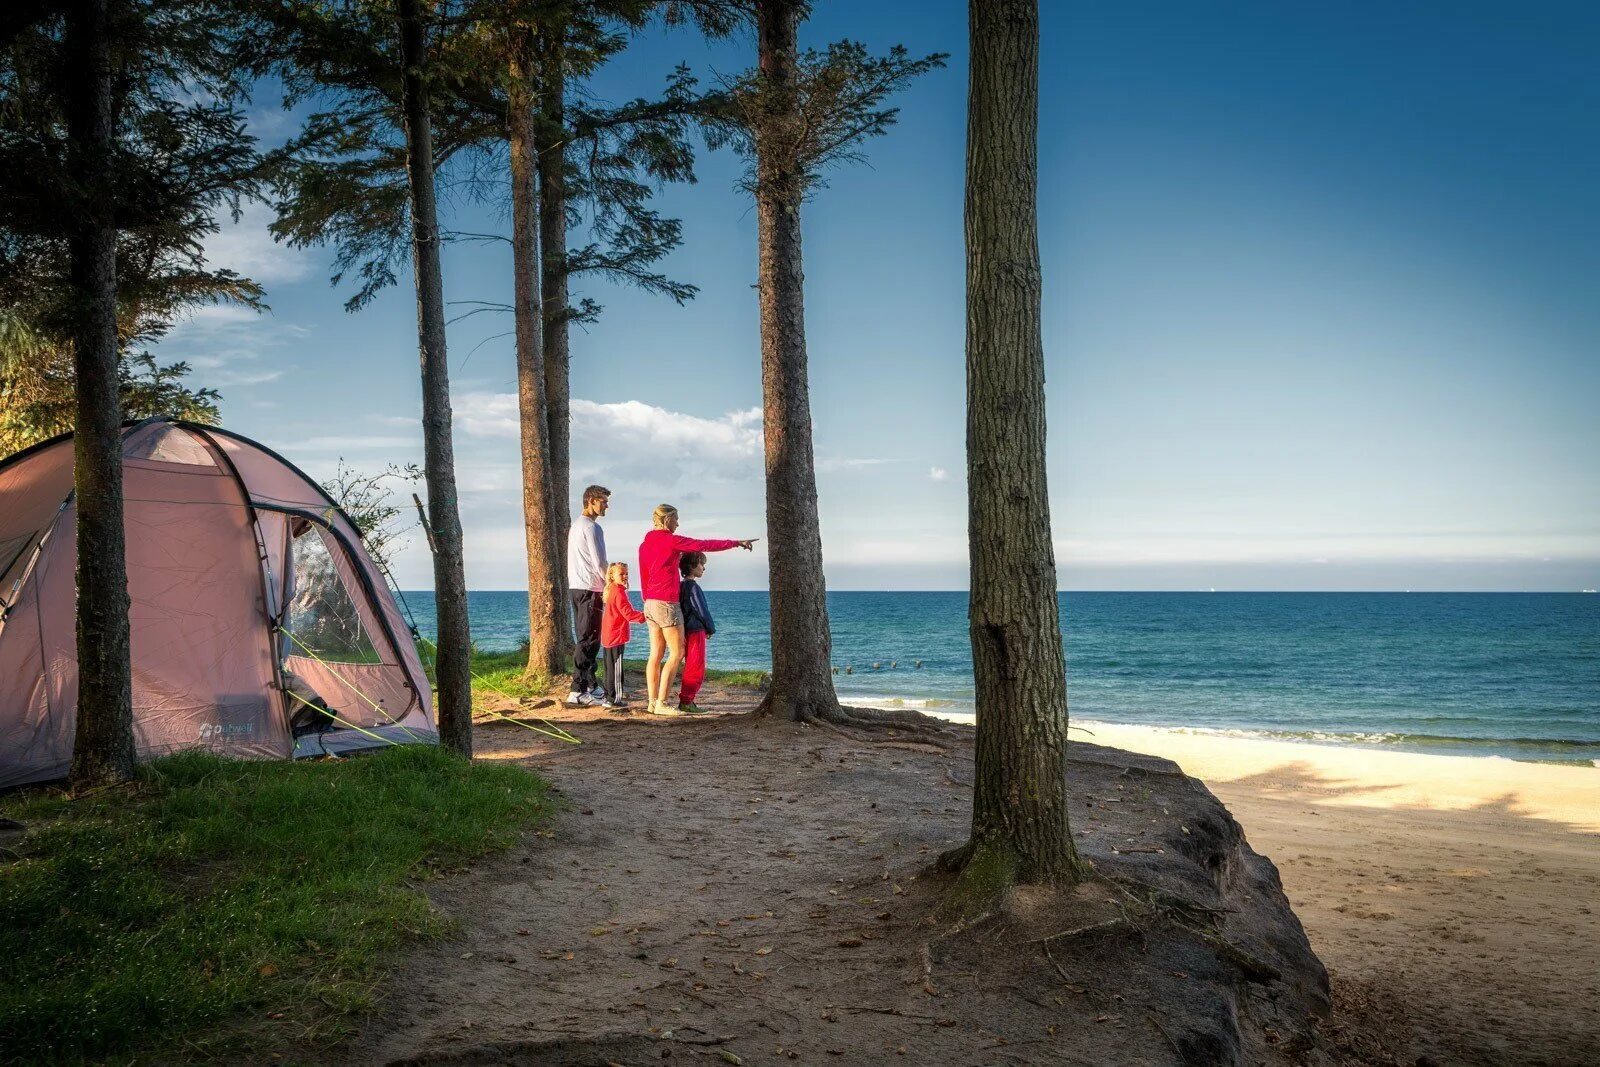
left=1079, top=722, right=1600, bottom=1064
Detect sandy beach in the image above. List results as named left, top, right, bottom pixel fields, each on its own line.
left=1082, top=722, right=1600, bottom=1064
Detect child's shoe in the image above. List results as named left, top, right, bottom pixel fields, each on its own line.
left=679, top=702, right=707, bottom=715
left=650, top=701, right=684, bottom=717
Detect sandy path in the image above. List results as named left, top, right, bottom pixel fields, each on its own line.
left=340, top=688, right=1598, bottom=1066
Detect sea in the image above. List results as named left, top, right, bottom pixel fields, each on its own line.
left=397, top=591, right=1600, bottom=767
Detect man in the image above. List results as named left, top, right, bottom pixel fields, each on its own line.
left=566, top=484, right=610, bottom=706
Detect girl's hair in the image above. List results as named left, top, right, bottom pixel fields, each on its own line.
left=604, top=562, right=629, bottom=586
left=651, top=503, right=678, bottom=528
left=679, top=551, right=707, bottom=577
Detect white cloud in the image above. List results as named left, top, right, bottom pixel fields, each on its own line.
left=157, top=301, right=309, bottom=393
left=201, top=201, right=317, bottom=285
left=929, top=466, right=948, bottom=482
left=457, top=395, right=765, bottom=491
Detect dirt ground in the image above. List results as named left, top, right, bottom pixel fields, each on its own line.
left=316, top=683, right=1594, bottom=1067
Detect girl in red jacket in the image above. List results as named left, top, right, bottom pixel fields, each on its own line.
left=600, top=562, right=646, bottom=711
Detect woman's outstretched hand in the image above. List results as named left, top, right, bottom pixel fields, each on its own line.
left=739, top=538, right=759, bottom=551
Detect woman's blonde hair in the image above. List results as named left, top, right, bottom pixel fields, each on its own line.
left=651, top=503, right=678, bottom=529
left=604, top=562, right=629, bottom=586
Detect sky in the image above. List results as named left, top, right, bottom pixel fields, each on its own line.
left=158, top=0, right=1600, bottom=592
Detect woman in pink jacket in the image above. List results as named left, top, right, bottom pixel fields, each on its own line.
left=638, top=504, right=755, bottom=715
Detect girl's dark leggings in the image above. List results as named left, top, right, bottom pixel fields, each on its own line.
left=602, top=645, right=626, bottom=702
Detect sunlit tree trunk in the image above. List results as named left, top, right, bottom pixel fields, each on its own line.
left=751, top=0, right=840, bottom=722
left=65, top=0, right=136, bottom=789
left=537, top=25, right=572, bottom=629
left=953, top=0, right=1082, bottom=889
left=397, top=0, right=472, bottom=756
left=509, top=26, right=564, bottom=678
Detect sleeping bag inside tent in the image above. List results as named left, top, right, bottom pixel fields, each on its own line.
left=0, top=418, right=436, bottom=789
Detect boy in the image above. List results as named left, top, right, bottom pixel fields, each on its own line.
left=677, top=551, right=715, bottom=713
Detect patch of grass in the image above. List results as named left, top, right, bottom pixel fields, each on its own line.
left=0, top=745, right=548, bottom=1062
left=622, top=658, right=769, bottom=690
left=416, top=640, right=556, bottom=703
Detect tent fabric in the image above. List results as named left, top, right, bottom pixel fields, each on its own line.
left=0, top=418, right=435, bottom=789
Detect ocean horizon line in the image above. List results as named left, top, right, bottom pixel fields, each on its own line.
left=407, top=588, right=1600, bottom=596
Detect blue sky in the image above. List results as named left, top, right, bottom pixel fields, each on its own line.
left=162, top=0, right=1600, bottom=591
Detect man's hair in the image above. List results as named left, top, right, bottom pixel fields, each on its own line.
left=652, top=503, right=678, bottom=528
left=679, top=551, right=706, bottom=577
left=582, top=484, right=611, bottom=507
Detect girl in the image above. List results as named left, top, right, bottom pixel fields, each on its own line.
left=637, top=504, right=755, bottom=715
left=599, top=562, right=645, bottom=710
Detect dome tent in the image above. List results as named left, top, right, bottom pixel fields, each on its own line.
left=0, top=418, right=435, bottom=789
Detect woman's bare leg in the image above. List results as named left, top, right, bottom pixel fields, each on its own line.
left=645, top=624, right=665, bottom=706
left=659, top=625, right=685, bottom=707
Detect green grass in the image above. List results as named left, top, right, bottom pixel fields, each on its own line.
left=417, top=639, right=769, bottom=704
left=0, top=745, right=549, bottom=1062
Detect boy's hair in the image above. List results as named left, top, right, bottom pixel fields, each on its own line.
left=652, top=503, right=678, bottom=528
left=582, top=484, right=611, bottom=507
left=679, top=551, right=706, bottom=577
left=604, top=561, right=629, bottom=586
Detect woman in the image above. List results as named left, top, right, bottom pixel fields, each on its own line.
left=637, top=504, right=755, bottom=715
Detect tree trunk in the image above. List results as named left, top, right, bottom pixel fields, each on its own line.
left=397, top=0, right=472, bottom=757
left=751, top=0, right=840, bottom=723
left=509, top=27, right=564, bottom=678
left=953, top=0, right=1082, bottom=892
left=65, top=0, right=136, bottom=790
left=536, top=26, right=572, bottom=643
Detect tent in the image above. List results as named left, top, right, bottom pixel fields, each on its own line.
left=0, top=418, right=435, bottom=789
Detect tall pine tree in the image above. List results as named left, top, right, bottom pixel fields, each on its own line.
left=709, top=0, right=943, bottom=723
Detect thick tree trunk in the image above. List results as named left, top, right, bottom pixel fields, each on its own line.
left=65, top=0, right=135, bottom=790
left=536, top=28, right=572, bottom=629
left=751, top=0, right=840, bottom=723
left=509, top=29, right=564, bottom=678
left=956, top=0, right=1082, bottom=888
left=397, top=0, right=472, bottom=756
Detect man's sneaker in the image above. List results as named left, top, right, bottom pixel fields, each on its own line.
left=601, top=699, right=629, bottom=713
left=679, top=702, right=707, bottom=715
left=566, top=690, right=596, bottom=707
left=589, top=685, right=606, bottom=701
left=650, top=701, right=684, bottom=717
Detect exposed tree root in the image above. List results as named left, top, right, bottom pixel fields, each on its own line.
left=757, top=691, right=958, bottom=746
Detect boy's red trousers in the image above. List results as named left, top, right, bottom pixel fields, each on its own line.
left=679, top=630, right=707, bottom=704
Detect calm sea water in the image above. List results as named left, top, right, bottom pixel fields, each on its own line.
left=398, top=591, right=1600, bottom=765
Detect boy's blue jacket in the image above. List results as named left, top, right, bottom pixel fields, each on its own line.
left=680, top=578, right=714, bottom=636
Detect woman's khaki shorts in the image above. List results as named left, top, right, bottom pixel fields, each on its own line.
left=643, top=598, right=684, bottom=629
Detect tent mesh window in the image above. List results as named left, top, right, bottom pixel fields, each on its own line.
left=286, top=526, right=381, bottom=663
left=127, top=426, right=216, bottom=465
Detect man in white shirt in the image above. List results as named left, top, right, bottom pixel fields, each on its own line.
left=566, top=484, right=610, bottom=705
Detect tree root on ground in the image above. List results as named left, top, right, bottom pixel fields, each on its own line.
left=756, top=693, right=958, bottom=747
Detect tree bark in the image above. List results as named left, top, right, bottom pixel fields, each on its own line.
left=509, top=27, right=564, bottom=678
left=536, top=25, right=572, bottom=640
left=751, top=0, right=840, bottom=723
left=956, top=0, right=1082, bottom=887
left=397, top=0, right=472, bottom=757
left=65, top=0, right=136, bottom=790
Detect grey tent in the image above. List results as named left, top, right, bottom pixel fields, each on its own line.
left=0, top=418, right=435, bottom=789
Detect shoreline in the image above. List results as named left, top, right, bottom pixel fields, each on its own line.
left=1067, top=718, right=1600, bottom=834
left=849, top=697, right=1600, bottom=770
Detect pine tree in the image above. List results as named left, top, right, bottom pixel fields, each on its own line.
left=708, top=0, right=943, bottom=723
left=944, top=0, right=1083, bottom=906
left=0, top=0, right=275, bottom=785
left=258, top=0, right=475, bottom=754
